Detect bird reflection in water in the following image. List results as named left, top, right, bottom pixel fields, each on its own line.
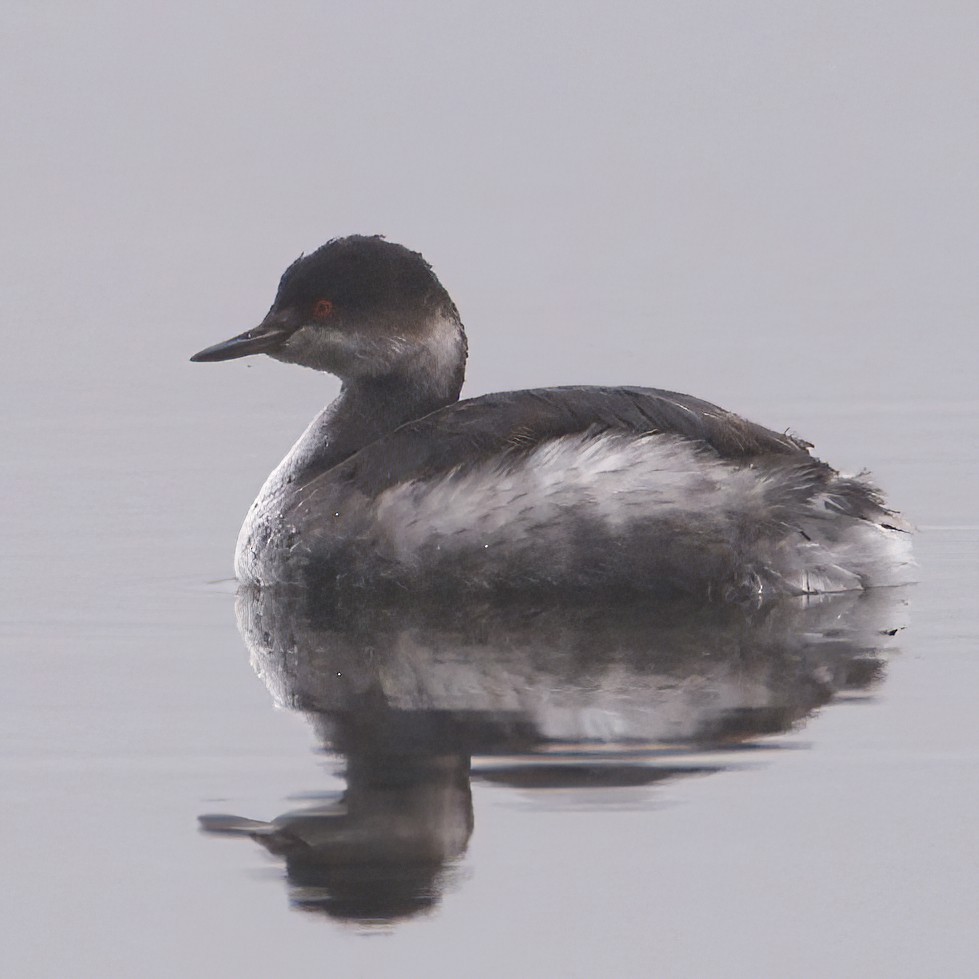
left=200, top=586, right=908, bottom=925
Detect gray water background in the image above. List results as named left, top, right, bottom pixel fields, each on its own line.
left=2, top=3, right=977, bottom=976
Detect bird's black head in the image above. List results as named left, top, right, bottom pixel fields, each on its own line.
left=191, top=235, right=465, bottom=386
left=272, top=235, right=444, bottom=320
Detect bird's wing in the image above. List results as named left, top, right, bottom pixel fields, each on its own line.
left=309, top=385, right=817, bottom=498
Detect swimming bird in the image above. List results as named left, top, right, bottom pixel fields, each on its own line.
left=191, top=235, right=912, bottom=601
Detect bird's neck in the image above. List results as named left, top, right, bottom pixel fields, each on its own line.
left=331, top=369, right=462, bottom=462
left=259, top=309, right=467, bottom=498
left=271, top=365, right=461, bottom=495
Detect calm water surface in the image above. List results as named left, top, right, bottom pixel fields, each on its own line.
left=1, top=379, right=976, bottom=977
left=3, top=5, right=978, bottom=976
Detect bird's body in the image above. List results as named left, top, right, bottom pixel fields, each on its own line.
left=192, top=235, right=912, bottom=601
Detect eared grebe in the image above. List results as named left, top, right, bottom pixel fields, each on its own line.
left=191, top=235, right=912, bottom=600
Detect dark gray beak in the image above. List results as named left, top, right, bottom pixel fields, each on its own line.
left=190, top=314, right=294, bottom=362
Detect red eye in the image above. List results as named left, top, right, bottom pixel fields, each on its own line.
left=313, top=299, right=334, bottom=320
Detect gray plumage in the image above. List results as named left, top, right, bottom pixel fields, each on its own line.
left=192, top=236, right=913, bottom=601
